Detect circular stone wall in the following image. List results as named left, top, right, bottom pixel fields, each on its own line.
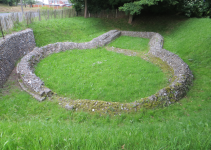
left=17, top=29, right=193, bottom=113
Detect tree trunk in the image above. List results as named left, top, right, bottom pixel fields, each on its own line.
left=128, top=14, right=133, bottom=24
left=20, top=0, right=23, bottom=13
left=84, top=0, right=87, bottom=18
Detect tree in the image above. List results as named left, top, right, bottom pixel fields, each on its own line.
left=72, top=0, right=131, bottom=18
left=119, top=0, right=211, bottom=23
left=71, top=0, right=84, bottom=16
left=72, top=0, right=211, bottom=22
left=84, top=0, right=87, bottom=18
left=119, top=0, right=165, bottom=23
left=24, top=0, right=36, bottom=7
left=177, top=0, right=211, bottom=17
left=87, top=0, right=131, bottom=13
left=1, top=0, right=16, bottom=6
left=71, top=0, right=88, bottom=17
left=20, top=0, right=23, bottom=12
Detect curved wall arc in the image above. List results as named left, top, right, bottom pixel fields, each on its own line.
left=16, top=29, right=193, bottom=111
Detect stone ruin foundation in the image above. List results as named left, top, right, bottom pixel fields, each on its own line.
left=1, top=29, right=193, bottom=112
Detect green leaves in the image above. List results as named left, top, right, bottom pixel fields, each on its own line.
left=180, top=0, right=211, bottom=17
left=119, top=0, right=211, bottom=18
left=119, top=0, right=163, bottom=15
left=119, top=2, right=143, bottom=15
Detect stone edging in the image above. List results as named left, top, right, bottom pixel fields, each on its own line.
left=17, top=29, right=193, bottom=110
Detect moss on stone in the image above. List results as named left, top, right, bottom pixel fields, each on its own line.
left=171, top=76, right=178, bottom=82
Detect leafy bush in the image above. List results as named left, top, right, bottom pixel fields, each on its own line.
left=71, top=0, right=84, bottom=14
left=71, top=0, right=211, bottom=18
left=119, top=0, right=211, bottom=17
left=179, top=0, right=211, bottom=17
left=1, top=0, right=16, bottom=5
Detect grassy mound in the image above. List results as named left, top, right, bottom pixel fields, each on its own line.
left=28, top=17, right=113, bottom=47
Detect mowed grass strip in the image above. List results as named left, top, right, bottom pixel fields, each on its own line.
left=35, top=48, right=168, bottom=102
left=108, top=36, right=150, bottom=52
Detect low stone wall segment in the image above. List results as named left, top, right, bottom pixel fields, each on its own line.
left=147, top=33, right=193, bottom=105
left=5, top=29, right=193, bottom=111
left=0, top=29, right=35, bottom=87
left=121, top=31, right=155, bottom=39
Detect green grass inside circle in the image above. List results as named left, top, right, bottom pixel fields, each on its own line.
left=35, top=48, right=168, bottom=102
left=108, top=36, right=150, bottom=52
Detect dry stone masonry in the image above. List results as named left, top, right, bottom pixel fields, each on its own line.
left=0, top=29, right=35, bottom=87
left=1, top=29, right=193, bottom=111
left=148, top=33, right=193, bottom=104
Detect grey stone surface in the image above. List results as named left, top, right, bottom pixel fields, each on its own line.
left=65, top=104, right=74, bottom=110
left=0, top=29, right=36, bottom=87
left=121, top=31, right=156, bottom=39
left=147, top=33, right=193, bottom=105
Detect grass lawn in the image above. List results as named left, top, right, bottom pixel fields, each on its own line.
left=28, top=17, right=114, bottom=47
left=0, top=16, right=211, bottom=149
left=108, top=36, right=150, bottom=52
left=35, top=48, right=168, bottom=102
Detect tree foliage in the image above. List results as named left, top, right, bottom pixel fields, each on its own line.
left=71, top=0, right=84, bottom=13
left=72, top=0, right=131, bottom=13
left=119, top=0, right=163, bottom=15
left=1, top=0, right=36, bottom=7
left=23, top=0, right=36, bottom=7
left=119, top=0, right=211, bottom=17
left=71, top=0, right=211, bottom=18
left=1, top=0, right=17, bottom=6
left=179, top=0, right=211, bottom=17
